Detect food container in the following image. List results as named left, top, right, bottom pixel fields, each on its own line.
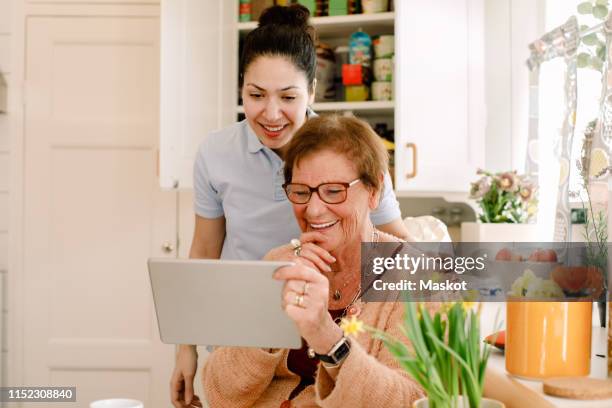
left=345, top=85, right=369, bottom=102
left=239, top=0, right=251, bottom=22
left=342, top=64, right=372, bottom=86
left=296, top=0, right=316, bottom=15
left=328, top=0, right=349, bottom=16
left=373, top=35, right=394, bottom=58
left=506, top=300, right=592, bottom=379
left=372, top=81, right=392, bottom=101
left=373, top=58, right=393, bottom=81
left=349, top=30, right=372, bottom=67
left=362, top=0, right=389, bottom=13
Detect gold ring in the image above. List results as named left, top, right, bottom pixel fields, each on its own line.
left=303, top=282, right=309, bottom=295
left=295, top=294, right=304, bottom=307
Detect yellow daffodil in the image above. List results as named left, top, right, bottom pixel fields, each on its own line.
left=340, top=315, right=364, bottom=337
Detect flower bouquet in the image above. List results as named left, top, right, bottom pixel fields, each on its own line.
left=469, top=169, right=537, bottom=223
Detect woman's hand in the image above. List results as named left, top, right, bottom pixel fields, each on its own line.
left=171, top=345, right=203, bottom=408
left=274, top=263, right=343, bottom=355
left=264, top=231, right=336, bottom=273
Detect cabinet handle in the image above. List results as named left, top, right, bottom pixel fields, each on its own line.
left=406, top=143, right=417, bottom=179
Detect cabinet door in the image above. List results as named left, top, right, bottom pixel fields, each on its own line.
left=22, top=16, right=175, bottom=407
left=160, top=0, right=235, bottom=189
left=394, top=0, right=485, bottom=193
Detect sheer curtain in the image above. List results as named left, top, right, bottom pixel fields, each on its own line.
left=537, top=0, right=604, bottom=239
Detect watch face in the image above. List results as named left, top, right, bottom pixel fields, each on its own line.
left=332, top=340, right=350, bottom=363
left=316, top=337, right=351, bottom=364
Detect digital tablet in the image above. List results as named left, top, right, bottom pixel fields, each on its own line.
left=148, top=258, right=301, bottom=349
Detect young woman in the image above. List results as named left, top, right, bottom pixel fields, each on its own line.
left=170, top=5, right=409, bottom=408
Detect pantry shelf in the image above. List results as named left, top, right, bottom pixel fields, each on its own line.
left=236, top=12, right=395, bottom=37
left=236, top=100, right=394, bottom=115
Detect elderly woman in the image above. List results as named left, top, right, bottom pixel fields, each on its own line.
left=202, top=115, right=425, bottom=407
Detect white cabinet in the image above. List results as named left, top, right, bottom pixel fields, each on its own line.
left=160, top=0, right=486, bottom=193
left=160, top=0, right=235, bottom=189
left=393, top=0, right=485, bottom=193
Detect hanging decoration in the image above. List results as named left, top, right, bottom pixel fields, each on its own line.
left=526, top=17, right=579, bottom=245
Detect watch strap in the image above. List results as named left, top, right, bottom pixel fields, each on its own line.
left=308, top=336, right=351, bottom=365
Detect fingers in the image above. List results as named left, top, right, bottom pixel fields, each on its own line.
left=285, top=279, right=312, bottom=295
left=300, top=231, right=331, bottom=245
left=274, top=264, right=326, bottom=284
left=173, top=393, right=202, bottom=408
left=170, top=374, right=183, bottom=408
left=188, top=395, right=203, bottom=408
left=283, top=290, right=308, bottom=309
left=183, top=374, right=195, bottom=405
left=301, top=241, right=336, bottom=263
left=295, top=246, right=332, bottom=272
left=281, top=278, right=328, bottom=310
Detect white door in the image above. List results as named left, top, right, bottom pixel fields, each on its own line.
left=22, top=16, right=175, bottom=407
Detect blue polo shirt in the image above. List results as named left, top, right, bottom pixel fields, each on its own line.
left=193, top=119, right=401, bottom=260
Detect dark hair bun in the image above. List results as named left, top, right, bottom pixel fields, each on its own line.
left=259, top=4, right=311, bottom=30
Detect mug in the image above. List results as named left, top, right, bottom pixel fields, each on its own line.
left=372, top=82, right=393, bottom=101
left=373, top=58, right=393, bottom=82
left=362, top=0, right=389, bottom=13
left=90, top=399, right=144, bottom=408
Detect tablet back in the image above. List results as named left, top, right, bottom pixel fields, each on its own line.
left=148, top=258, right=301, bottom=349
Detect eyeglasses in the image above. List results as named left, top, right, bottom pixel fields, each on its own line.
left=283, top=178, right=361, bottom=204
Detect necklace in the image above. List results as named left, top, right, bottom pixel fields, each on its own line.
left=333, top=286, right=362, bottom=323
left=332, top=228, right=379, bottom=301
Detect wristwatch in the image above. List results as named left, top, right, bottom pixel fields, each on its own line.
left=307, top=336, right=351, bottom=366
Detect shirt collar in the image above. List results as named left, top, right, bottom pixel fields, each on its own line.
left=246, top=121, right=265, bottom=153
left=245, top=107, right=317, bottom=154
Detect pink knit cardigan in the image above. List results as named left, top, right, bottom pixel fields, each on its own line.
left=202, top=298, right=426, bottom=408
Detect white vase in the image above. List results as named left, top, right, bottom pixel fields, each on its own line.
left=460, top=222, right=539, bottom=242
left=413, top=396, right=505, bottom=408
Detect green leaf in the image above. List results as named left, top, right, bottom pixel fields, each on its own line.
left=580, top=24, right=590, bottom=31
left=427, top=333, right=481, bottom=396
left=596, top=0, right=609, bottom=6
left=597, top=44, right=607, bottom=61
left=578, top=52, right=591, bottom=68
left=591, top=56, right=604, bottom=71
left=578, top=2, right=593, bottom=14
left=584, top=33, right=598, bottom=46
left=593, top=4, right=608, bottom=18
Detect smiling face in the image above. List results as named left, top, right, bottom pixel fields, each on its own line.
left=290, top=149, right=380, bottom=252
left=242, top=55, right=314, bottom=155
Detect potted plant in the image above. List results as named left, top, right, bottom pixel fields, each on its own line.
left=342, top=303, right=504, bottom=408
left=461, top=169, right=538, bottom=242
